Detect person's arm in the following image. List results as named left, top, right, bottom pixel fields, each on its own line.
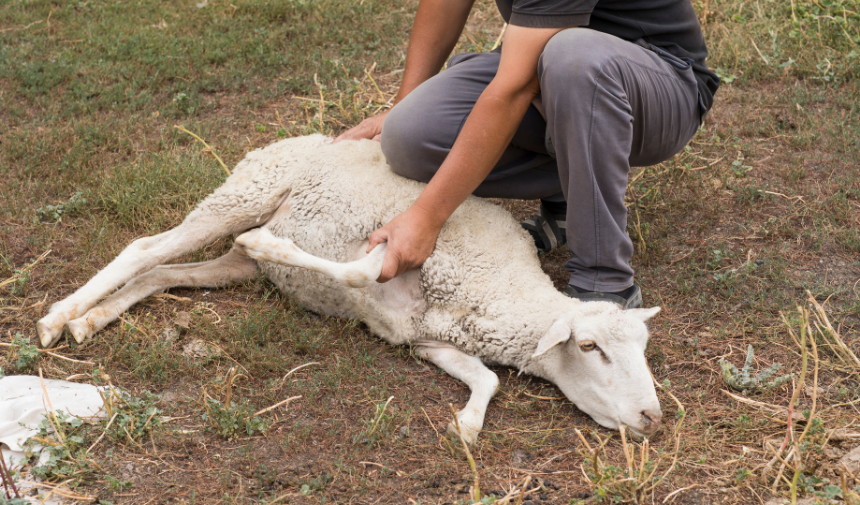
left=334, top=0, right=474, bottom=142
left=368, top=25, right=564, bottom=282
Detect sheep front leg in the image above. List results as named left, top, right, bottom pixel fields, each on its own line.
left=233, top=227, right=386, bottom=288
left=415, top=342, right=499, bottom=446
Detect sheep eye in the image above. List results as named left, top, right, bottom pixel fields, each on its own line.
left=578, top=340, right=597, bottom=352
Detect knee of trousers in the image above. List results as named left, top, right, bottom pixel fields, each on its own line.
left=380, top=104, right=443, bottom=183
left=539, top=29, right=624, bottom=90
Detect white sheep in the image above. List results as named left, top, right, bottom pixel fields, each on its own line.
left=37, top=134, right=663, bottom=444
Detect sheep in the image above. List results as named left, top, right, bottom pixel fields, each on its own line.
left=36, top=134, right=663, bottom=444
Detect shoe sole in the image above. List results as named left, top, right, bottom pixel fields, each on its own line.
left=563, top=284, right=642, bottom=309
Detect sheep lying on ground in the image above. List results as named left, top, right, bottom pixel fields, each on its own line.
left=37, top=134, right=663, bottom=444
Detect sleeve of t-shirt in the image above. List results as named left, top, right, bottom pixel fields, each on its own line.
left=504, top=0, right=600, bottom=28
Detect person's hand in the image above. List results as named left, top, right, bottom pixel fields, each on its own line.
left=334, top=111, right=388, bottom=143
left=367, top=204, right=443, bottom=282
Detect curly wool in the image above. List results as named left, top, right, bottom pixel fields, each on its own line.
left=202, top=134, right=580, bottom=371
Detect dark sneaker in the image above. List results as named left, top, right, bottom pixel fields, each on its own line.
left=564, top=284, right=643, bottom=309
left=521, top=201, right=567, bottom=253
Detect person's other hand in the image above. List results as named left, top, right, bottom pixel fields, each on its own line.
left=367, top=205, right=442, bottom=282
left=334, top=111, right=388, bottom=143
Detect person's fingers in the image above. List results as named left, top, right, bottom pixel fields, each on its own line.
left=372, top=134, right=381, bottom=142
left=332, top=130, right=348, bottom=143
left=334, top=123, right=368, bottom=143
left=334, top=113, right=386, bottom=143
left=367, top=229, right=388, bottom=253
left=377, top=250, right=400, bottom=283
left=333, top=128, right=361, bottom=143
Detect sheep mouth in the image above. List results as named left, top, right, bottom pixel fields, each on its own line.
left=625, top=426, right=648, bottom=439
left=621, top=423, right=659, bottom=440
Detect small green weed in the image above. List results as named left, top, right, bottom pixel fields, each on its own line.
left=735, top=185, right=764, bottom=204
left=7, top=271, right=28, bottom=297
left=352, top=395, right=395, bottom=446
left=6, top=333, right=41, bottom=371
left=0, top=498, right=29, bottom=505
left=22, top=409, right=99, bottom=483
left=298, top=473, right=332, bottom=496
left=18, top=386, right=162, bottom=487
left=171, top=91, right=199, bottom=116
left=720, top=345, right=793, bottom=393
left=730, top=160, right=752, bottom=178
left=99, top=388, right=163, bottom=445
left=202, top=398, right=270, bottom=440
left=707, top=248, right=728, bottom=269
left=0, top=250, right=50, bottom=297
left=714, top=67, right=738, bottom=84
left=201, top=367, right=270, bottom=440
left=34, top=191, right=88, bottom=223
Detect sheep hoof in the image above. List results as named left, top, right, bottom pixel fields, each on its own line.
left=446, top=421, right=479, bottom=447
left=67, top=318, right=93, bottom=344
left=234, top=228, right=295, bottom=263
left=232, top=231, right=259, bottom=258
left=37, top=317, right=64, bottom=348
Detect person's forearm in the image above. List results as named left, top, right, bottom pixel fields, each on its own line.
left=410, top=25, right=562, bottom=228
left=395, top=0, right=475, bottom=104
left=412, top=81, right=538, bottom=227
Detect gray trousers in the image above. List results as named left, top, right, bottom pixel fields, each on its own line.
left=381, top=28, right=701, bottom=292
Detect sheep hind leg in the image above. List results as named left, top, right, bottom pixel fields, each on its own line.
left=37, top=191, right=290, bottom=348
left=233, top=227, right=387, bottom=288
left=415, top=341, right=499, bottom=446
left=66, top=251, right=258, bottom=344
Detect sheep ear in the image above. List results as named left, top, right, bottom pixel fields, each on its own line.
left=532, top=319, right=572, bottom=358
left=628, top=306, right=661, bottom=322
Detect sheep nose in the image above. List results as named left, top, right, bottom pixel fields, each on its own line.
left=640, top=409, right=663, bottom=434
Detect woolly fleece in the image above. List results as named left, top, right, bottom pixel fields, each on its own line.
left=196, top=134, right=580, bottom=372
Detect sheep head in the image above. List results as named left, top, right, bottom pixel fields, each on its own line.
left=532, top=303, right=662, bottom=438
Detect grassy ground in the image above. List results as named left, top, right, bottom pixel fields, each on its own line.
left=1, top=0, right=859, bottom=503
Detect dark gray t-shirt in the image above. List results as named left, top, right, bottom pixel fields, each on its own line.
left=495, top=0, right=719, bottom=111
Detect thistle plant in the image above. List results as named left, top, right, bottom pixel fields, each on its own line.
left=720, top=345, right=793, bottom=393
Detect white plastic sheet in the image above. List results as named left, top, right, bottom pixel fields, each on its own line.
left=0, top=375, right=110, bottom=470
left=0, top=375, right=111, bottom=503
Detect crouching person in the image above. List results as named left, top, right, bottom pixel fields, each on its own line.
left=336, top=0, right=720, bottom=308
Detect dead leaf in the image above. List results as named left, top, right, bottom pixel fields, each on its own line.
left=839, top=446, right=860, bottom=475
left=175, top=311, right=192, bottom=329
left=182, top=339, right=219, bottom=359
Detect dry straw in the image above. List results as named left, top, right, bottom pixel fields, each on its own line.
left=173, top=125, right=231, bottom=177
left=572, top=376, right=687, bottom=503
left=0, top=249, right=50, bottom=290
left=447, top=403, right=481, bottom=503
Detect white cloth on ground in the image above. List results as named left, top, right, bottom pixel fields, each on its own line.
left=0, top=375, right=109, bottom=470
